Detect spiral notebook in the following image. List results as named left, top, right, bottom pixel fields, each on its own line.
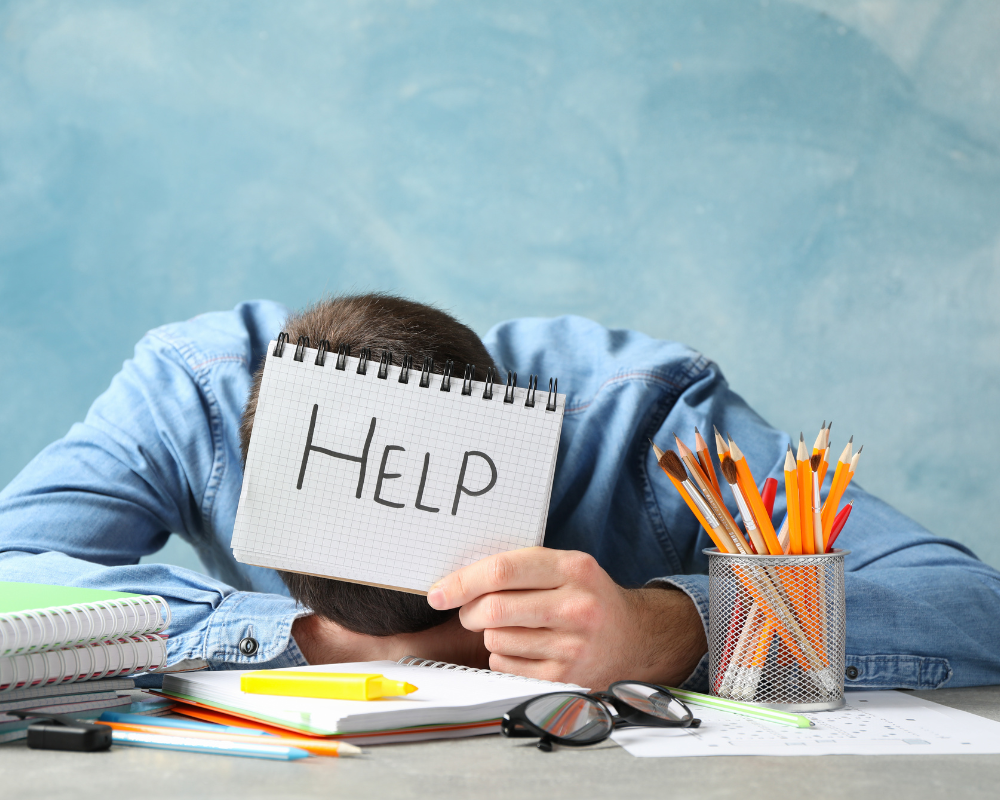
left=232, top=337, right=566, bottom=593
left=0, top=582, right=170, bottom=657
left=160, top=657, right=584, bottom=741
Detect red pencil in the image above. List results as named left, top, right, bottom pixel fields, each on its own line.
left=760, top=477, right=777, bottom=520
left=825, top=501, right=854, bottom=551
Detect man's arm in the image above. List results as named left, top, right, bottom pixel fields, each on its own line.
left=0, top=314, right=308, bottom=673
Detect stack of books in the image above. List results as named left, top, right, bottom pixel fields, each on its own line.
left=0, top=582, right=176, bottom=742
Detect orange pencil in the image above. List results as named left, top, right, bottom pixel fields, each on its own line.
left=727, top=437, right=782, bottom=555
left=694, top=427, right=721, bottom=497
left=821, top=437, right=853, bottom=545
left=796, top=434, right=815, bottom=554
left=783, top=445, right=802, bottom=555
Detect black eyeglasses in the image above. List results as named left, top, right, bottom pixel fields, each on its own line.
left=501, top=681, right=700, bottom=751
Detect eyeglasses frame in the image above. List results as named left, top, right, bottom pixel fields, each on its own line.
left=501, top=681, right=700, bottom=751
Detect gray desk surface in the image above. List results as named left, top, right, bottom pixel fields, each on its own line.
left=3, top=686, right=1000, bottom=800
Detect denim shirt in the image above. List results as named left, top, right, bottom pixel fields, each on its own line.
left=1, top=301, right=997, bottom=691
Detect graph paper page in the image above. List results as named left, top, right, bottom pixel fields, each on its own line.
left=231, top=343, right=564, bottom=592
left=612, top=691, right=1000, bottom=757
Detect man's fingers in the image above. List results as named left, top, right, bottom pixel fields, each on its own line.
left=428, top=548, right=594, bottom=610
left=458, top=590, right=555, bottom=631
left=482, top=627, right=581, bottom=662
left=487, top=654, right=581, bottom=686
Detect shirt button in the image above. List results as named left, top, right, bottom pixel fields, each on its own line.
left=238, top=636, right=259, bottom=656
left=845, top=666, right=860, bottom=680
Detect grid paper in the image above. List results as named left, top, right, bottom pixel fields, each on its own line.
left=231, top=343, right=565, bottom=592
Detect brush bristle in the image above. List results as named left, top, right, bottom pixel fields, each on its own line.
left=720, top=456, right=739, bottom=485
left=660, top=449, right=689, bottom=482
left=810, top=453, right=822, bottom=471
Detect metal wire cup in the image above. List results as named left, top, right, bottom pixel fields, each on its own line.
left=706, top=548, right=849, bottom=712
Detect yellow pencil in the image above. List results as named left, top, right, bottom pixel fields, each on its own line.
left=796, top=435, right=814, bottom=555
left=783, top=445, right=802, bottom=555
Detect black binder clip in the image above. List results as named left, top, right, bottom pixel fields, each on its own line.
left=398, top=354, right=413, bottom=384
left=504, top=371, right=517, bottom=404
left=273, top=332, right=288, bottom=357
left=546, top=378, right=558, bottom=411
left=461, top=364, right=475, bottom=396
left=315, top=339, right=330, bottom=367
left=294, top=335, right=310, bottom=362
left=525, top=375, right=538, bottom=408
left=357, top=347, right=371, bottom=375
left=419, top=356, right=434, bottom=388
left=7, top=711, right=111, bottom=752
left=378, top=350, right=392, bottom=379
left=440, top=360, right=454, bottom=392
left=336, top=343, right=350, bottom=370
left=483, top=367, right=496, bottom=400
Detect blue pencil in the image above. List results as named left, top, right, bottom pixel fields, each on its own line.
left=111, top=730, right=309, bottom=760
left=99, top=711, right=271, bottom=736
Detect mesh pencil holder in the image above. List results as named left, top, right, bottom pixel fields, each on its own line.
left=706, top=548, right=849, bottom=712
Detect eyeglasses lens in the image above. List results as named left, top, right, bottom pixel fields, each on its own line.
left=524, top=694, right=613, bottom=743
left=610, top=683, right=693, bottom=723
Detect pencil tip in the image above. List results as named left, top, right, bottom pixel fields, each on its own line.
left=821, top=420, right=826, bottom=429
left=827, top=420, right=833, bottom=431
left=848, top=435, right=854, bottom=444
left=857, top=445, right=863, bottom=454
left=800, top=432, right=804, bottom=442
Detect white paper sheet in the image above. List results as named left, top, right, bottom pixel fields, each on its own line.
left=612, top=690, right=1000, bottom=757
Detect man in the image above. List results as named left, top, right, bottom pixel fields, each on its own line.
left=1, top=294, right=998, bottom=692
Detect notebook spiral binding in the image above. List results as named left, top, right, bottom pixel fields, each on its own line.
left=395, top=655, right=555, bottom=684
left=1, top=596, right=171, bottom=658
left=272, top=333, right=560, bottom=412
left=0, top=634, right=169, bottom=692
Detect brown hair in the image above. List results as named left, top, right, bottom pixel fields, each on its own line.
left=240, top=293, right=499, bottom=636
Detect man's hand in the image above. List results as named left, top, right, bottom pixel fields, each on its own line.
left=427, top=547, right=707, bottom=689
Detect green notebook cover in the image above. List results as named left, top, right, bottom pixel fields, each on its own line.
left=0, top=582, right=141, bottom=614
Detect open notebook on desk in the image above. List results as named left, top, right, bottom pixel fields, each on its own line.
left=159, top=659, right=582, bottom=743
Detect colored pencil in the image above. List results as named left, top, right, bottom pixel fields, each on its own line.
left=695, top=427, right=721, bottom=497
left=797, top=435, right=814, bottom=554
left=826, top=501, right=854, bottom=551
left=728, top=437, right=782, bottom=555
left=783, top=446, right=802, bottom=555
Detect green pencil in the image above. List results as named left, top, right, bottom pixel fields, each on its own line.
left=666, top=687, right=814, bottom=728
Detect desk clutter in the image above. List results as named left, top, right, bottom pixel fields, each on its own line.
left=0, top=582, right=177, bottom=742
left=157, top=658, right=584, bottom=744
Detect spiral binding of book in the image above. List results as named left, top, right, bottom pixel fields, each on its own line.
left=396, top=655, right=554, bottom=684
left=272, top=333, right=562, bottom=413
left=1, top=594, right=170, bottom=657
left=0, top=633, right=169, bottom=692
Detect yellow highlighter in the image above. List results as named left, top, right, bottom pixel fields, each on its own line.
left=241, top=671, right=418, bottom=701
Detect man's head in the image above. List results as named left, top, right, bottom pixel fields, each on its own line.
left=240, top=293, right=499, bottom=637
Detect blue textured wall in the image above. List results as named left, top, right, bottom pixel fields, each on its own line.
left=2, top=1, right=999, bottom=572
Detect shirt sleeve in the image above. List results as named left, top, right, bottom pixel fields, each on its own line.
left=0, top=327, right=308, bottom=674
